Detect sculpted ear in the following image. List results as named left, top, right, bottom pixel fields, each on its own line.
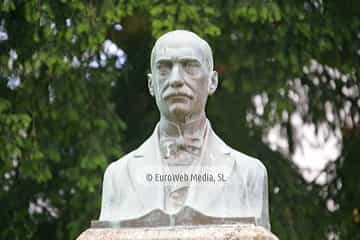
left=147, top=73, right=155, bottom=97
left=208, top=71, right=218, bottom=95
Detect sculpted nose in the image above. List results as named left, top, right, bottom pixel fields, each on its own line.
left=168, top=64, right=184, bottom=87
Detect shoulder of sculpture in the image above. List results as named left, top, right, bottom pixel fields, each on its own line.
left=229, top=147, right=267, bottom=176
left=209, top=128, right=267, bottom=175
left=103, top=149, right=137, bottom=176
left=104, top=135, right=154, bottom=176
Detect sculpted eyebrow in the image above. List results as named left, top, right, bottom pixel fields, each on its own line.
left=156, top=57, right=171, bottom=62
left=178, top=57, right=201, bottom=62
left=156, top=58, right=172, bottom=65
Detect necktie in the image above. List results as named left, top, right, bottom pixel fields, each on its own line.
left=160, top=135, right=202, bottom=160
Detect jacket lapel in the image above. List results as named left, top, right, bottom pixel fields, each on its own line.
left=126, top=122, right=236, bottom=216
left=186, top=125, right=236, bottom=215
left=127, top=124, right=165, bottom=213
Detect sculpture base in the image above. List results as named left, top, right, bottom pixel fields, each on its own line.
left=77, top=224, right=278, bottom=240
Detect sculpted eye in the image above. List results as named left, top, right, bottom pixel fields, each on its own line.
left=157, top=62, right=172, bottom=76
left=182, top=60, right=201, bottom=75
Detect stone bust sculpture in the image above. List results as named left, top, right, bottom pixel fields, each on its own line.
left=99, top=30, right=270, bottom=230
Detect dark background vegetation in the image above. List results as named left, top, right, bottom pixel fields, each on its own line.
left=0, top=0, right=359, bottom=239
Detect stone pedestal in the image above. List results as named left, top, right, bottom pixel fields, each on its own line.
left=77, top=224, right=279, bottom=240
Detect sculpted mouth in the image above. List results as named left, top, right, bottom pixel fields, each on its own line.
left=164, top=92, right=193, bottom=100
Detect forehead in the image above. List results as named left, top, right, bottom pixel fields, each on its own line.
left=154, top=37, right=205, bottom=61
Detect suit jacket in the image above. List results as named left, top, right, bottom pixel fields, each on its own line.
left=99, top=123, right=270, bottom=230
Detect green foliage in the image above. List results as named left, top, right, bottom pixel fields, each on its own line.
left=150, top=0, right=220, bottom=37
left=1, top=0, right=126, bottom=238
left=1, top=0, right=359, bottom=239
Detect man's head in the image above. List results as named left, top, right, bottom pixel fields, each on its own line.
left=148, top=30, right=218, bottom=122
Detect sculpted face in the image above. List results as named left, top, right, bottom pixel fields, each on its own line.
left=148, top=31, right=218, bottom=122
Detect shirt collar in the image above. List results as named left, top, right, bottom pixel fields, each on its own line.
left=158, top=116, right=208, bottom=140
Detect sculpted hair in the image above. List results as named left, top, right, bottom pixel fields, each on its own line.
left=150, top=30, right=214, bottom=72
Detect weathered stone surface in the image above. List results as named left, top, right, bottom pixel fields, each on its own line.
left=76, top=224, right=279, bottom=240
left=92, top=209, right=256, bottom=228
left=99, top=30, right=270, bottom=230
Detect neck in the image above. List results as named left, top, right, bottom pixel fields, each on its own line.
left=159, top=113, right=207, bottom=138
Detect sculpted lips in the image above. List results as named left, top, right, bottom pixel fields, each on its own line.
left=163, top=92, right=193, bottom=100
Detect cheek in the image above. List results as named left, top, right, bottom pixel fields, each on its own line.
left=153, top=77, right=165, bottom=91
left=156, top=76, right=168, bottom=89
left=191, top=76, right=208, bottom=92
